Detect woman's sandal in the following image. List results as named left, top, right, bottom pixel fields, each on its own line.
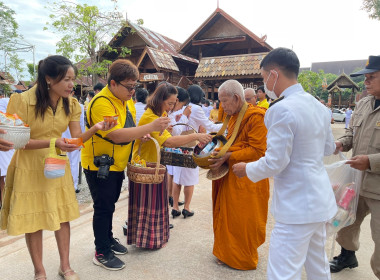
left=58, top=268, right=79, bottom=280
left=34, top=275, right=47, bottom=280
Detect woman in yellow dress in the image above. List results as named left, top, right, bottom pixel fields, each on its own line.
left=127, top=82, right=212, bottom=249
left=209, top=101, right=220, bottom=123
left=0, top=55, right=110, bottom=280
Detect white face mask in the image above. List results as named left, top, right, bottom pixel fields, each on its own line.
left=264, top=71, right=278, bottom=100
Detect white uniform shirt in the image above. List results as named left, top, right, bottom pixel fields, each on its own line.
left=135, top=102, right=146, bottom=125
left=168, top=107, right=189, bottom=136
left=0, top=97, right=14, bottom=176
left=186, top=103, right=222, bottom=133
left=172, top=103, right=222, bottom=186
left=246, top=84, right=337, bottom=224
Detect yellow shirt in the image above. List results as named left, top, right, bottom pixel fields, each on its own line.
left=132, top=108, right=171, bottom=163
left=209, top=109, right=219, bottom=122
left=81, top=85, right=136, bottom=171
left=127, top=98, right=136, bottom=123
left=257, top=99, right=269, bottom=109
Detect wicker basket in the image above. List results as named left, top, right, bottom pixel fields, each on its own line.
left=160, top=147, right=197, bottom=168
left=0, top=125, right=30, bottom=149
left=127, top=137, right=166, bottom=184
left=174, top=123, right=198, bottom=148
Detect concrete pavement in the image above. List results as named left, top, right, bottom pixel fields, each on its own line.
left=0, top=123, right=376, bottom=279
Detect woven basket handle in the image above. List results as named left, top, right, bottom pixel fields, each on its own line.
left=172, top=123, right=197, bottom=133
left=136, top=136, right=162, bottom=181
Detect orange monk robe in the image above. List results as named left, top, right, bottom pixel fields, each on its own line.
left=212, top=104, right=270, bottom=270
left=217, top=105, right=227, bottom=122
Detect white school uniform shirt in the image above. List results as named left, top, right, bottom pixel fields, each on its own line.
left=166, top=108, right=188, bottom=176
left=173, top=103, right=222, bottom=186
left=246, top=84, right=337, bottom=224
left=168, top=107, right=189, bottom=136
left=135, top=102, right=146, bottom=125
left=62, top=103, right=85, bottom=190
left=0, top=98, right=14, bottom=176
left=186, top=103, right=222, bottom=133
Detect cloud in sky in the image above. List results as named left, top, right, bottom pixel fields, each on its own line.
left=2, top=0, right=380, bottom=80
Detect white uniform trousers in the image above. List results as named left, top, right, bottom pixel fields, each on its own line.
left=268, top=221, right=331, bottom=280
left=68, top=149, right=80, bottom=190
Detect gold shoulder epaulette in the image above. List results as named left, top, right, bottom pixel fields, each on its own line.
left=269, top=96, right=284, bottom=108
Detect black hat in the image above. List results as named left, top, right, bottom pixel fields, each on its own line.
left=350, top=55, right=380, bottom=77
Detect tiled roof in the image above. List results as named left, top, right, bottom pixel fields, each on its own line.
left=0, top=72, right=14, bottom=84
left=75, top=76, right=107, bottom=87
left=195, top=53, right=267, bottom=78
left=311, top=60, right=366, bottom=75
left=327, top=72, right=359, bottom=90
left=146, top=47, right=179, bottom=72
left=127, top=21, right=198, bottom=64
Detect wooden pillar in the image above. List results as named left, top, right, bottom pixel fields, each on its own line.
left=338, top=92, right=342, bottom=108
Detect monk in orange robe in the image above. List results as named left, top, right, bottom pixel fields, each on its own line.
left=209, top=80, right=269, bottom=270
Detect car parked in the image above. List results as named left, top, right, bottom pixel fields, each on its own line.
left=332, top=108, right=345, bottom=122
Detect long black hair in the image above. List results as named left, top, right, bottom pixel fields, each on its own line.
left=35, top=55, right=77, bottom=119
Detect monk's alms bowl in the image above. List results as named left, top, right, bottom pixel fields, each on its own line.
left=192, top=134, right=228, bottom=169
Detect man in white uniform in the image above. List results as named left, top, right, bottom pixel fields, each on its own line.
left=232, top=47, right=337, bottom=280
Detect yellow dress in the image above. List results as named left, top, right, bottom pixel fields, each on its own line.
left=0, top=87, right=81, bottom=236
left=132, top=108, right=171, bottom=163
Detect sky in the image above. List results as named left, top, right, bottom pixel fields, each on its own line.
left=3, top=0, right=380, bottom=80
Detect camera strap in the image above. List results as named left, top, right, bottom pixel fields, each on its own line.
left=91, top=135, right=115, bottom=159
left=85, top=95, right=136, bottom=146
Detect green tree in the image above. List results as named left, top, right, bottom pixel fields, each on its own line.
left=362, top=0, right=380, bottom=20
left=0, top=1, right=20, bottom=52
left=8, top=53, right=25, bottom=82
left=27, top=63, right=37, bottom=81
left=44, top=1, right=131, bottom=84
left=298, top=70, right=325, bottom=97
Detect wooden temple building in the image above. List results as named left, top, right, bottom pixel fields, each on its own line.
left=100, top=8, right=273, bottom=98
left=179, top=8, right=272, bottom=99
left=326, top=72, right=359, bottom=108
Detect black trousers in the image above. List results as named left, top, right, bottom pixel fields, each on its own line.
left=84, top=169, right=124, bottom=254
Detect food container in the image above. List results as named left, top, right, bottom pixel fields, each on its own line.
left=0, top=125, right=30, bottom=149
left=103, top=115, right=118, bottom=125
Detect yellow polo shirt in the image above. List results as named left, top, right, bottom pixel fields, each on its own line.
left=132, top=108, right=171, bottom=163
left=81, top=85, right=136, bottom=171
left=127, top=98, right=136, bottom=123
left=257, top=99, right=269, bottom=109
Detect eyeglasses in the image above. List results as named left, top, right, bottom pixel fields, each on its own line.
left=118, top=82, right=139, bottom=92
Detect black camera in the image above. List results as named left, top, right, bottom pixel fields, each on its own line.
left=93, top=154, right=114, bottom=179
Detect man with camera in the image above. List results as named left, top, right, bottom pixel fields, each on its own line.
left=81, top=59, right=170, bottom=271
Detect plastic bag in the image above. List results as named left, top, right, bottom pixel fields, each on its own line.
left=325, top=152, right=362, bottom=236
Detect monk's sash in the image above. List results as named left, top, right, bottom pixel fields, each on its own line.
left=214, top=102, right=248, bottom=157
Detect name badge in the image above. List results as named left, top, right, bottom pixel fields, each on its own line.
left=377, top=121, right=380, bottom=127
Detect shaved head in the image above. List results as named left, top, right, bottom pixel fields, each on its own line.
left=244, top=88, right=257, bottom=105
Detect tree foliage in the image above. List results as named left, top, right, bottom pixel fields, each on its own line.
left=0, top=1, right=20, bottom=52
left=8, top=53, right=25, bottom=82
left=27, top=63, right=37, bottom=81
left=362, top=0, right=380, bottom=20
left=44, top=1, right=131, bottom=84
left=298, top=70, right=326, bottom=98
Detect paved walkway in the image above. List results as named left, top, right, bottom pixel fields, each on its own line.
left=0, top=123, right=375, bottom=279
